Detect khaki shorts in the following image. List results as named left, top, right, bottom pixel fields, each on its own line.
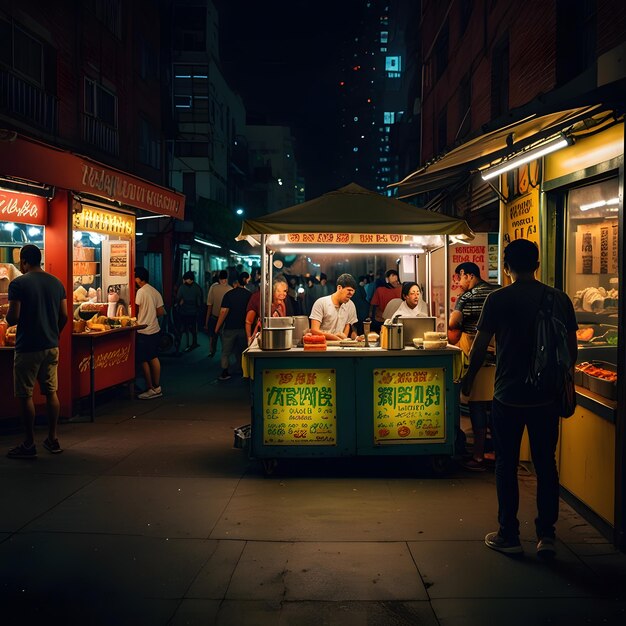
left=14, top=348, right=59, bottom=398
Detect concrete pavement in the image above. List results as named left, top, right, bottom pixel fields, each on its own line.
left=1, top=333, right=626, bottom=625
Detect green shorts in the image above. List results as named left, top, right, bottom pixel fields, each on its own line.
left=14, top=348, right=59, bottom=398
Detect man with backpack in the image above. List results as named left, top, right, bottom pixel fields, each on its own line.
left=462, top=239, right=577, bottom=559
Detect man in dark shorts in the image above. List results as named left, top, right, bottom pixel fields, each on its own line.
left=135, top=267, right=165, bottom=399
left=7, top=244, right=68, bottom=458
left=462, top=239, right=577, bottom=558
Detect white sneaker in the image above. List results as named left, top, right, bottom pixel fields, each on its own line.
left=138, top=387, right=162, bottom=400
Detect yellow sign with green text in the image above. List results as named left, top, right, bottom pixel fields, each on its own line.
left=373, top=368, right=446, bottom=443
left=262, top=369, right=336, bottom=445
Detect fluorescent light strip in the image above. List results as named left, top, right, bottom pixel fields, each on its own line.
left=279, top=247, right=425, bottom=254
left=579, top=197, right=620, bottom=211
left=481, top=136, right=570, bottom=181
left=194, top=237, right=221, bottom=249
left=137, top=215, right=168, bottom=221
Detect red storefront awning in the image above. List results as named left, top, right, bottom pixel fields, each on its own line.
left=0, top=133, right=185, bottom=219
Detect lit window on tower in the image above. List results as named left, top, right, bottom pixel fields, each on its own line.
left=385, top=56, right=401, bottom=71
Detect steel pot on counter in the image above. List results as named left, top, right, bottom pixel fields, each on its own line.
left=259, top=325, right=294, bottom=350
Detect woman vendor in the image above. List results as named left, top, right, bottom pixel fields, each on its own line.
left=382, top=281, right=428, bottom=320
left=245, top=275, right=295, bottom=343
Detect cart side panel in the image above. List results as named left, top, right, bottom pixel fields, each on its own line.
left=250, top=355, right=356, bottom=459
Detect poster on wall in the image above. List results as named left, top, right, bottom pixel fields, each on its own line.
left=373, top=367, right=446, bottom=443
left=262, top=369, right=337, bottom=445
left=448, top=233, right=488, bottom=312
left=102, top=240, right=130, bottom=314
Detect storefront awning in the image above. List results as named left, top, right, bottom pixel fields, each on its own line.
left=390, top=104, right=606, bottom=198
left=236, top=183, right=475, bottom=241
left=0, top=133, right=185, bottom=219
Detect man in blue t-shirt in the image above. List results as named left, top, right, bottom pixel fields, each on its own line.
left=462, top=239, right=577, bottom=559
left=7, top=244, right=68, bottom=459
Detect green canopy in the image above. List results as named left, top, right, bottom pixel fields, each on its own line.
left=236, top=183, right=475, bottom=241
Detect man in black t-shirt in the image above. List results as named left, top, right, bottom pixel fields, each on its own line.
left=462, top=239, right=577, bottom=559
left=7, top=244, right=68, bottom=459
left=214, top=272, right=251, bottom=380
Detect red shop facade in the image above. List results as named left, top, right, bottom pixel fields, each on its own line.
left=0, top=134, right=185, bottom=420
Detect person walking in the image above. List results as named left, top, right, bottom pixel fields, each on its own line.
left=448, top=262, right=501, bottom=471
left=204, top=269, right=231, bottom=358
left=6, top=244, right=68, bottom=458
left=134, top=266, right=165, bottom=400
left=214, top=272, right=251, bottom=381
left=462, top=239, right=577, bottom=558
left=176, top=270, right=203, bottom=352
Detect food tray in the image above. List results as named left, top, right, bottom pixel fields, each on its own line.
left=584, top=360, right=617, bottom=400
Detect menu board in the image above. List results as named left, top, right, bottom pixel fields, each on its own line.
left=373, top=368, right=446, bottom=443
left=262, top=369, right=336, bottom=445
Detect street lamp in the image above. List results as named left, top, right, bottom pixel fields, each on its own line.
left=236, top=208, right=244, bottom=216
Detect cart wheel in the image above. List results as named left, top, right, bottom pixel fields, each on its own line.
left=261, top=459, right=278, bottom=476
left=430, top=455, right=452, bottom=475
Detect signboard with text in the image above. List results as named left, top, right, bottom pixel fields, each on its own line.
left=373, top=367, right=446, bottom=443
left=262, top=369, right=337, bottom=445
left=0, top=189, right=47, bottom=225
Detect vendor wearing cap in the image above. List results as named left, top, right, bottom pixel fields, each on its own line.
left=309, top=273, right=358, bottom=341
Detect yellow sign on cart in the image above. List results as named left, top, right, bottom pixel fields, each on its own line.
left=263, top=369, right=336, bottom=445
left=373, top=368, right=446, bottom=443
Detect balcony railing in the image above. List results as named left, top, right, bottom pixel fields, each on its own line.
left=0, top=69, right=58, bottom=134
left=82, top=113, right=119, bottom=156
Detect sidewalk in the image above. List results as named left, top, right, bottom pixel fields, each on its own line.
left=1, top=332, right=625, bottom=625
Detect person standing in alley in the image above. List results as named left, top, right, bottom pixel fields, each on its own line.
left=448, top=262, right=501, bottom=471
left=204, top=269, right=231, bottom=358
left=214, top=272, right=251, bottom=380
left=7, top=244, right=68, bottom=458
left=176, top=270, right=203, bottom=352
left=462, top=239, right=577, bottom=558
left=134, top=266, right=165, bottom=400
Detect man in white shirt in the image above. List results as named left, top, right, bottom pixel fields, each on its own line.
left=134, top=266, right=165, bottom=399
left=309, top=273, right=358, bottom=340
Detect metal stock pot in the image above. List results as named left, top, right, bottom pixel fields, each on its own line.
left=259, top=325, right=294, bottom=350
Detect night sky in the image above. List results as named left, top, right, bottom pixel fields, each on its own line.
left=215, top=1, right=364, bottom=198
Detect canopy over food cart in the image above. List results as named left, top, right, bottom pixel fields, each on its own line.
left=236, top=182, right=474, bottom=322
left=236, top=183, right=475, bottom=241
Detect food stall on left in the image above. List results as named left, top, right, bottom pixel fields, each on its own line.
left=0, top=133, right=185, bottom=421
left=237, top=183, right=474, bottom=472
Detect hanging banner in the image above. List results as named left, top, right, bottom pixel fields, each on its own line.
left=262, top=368, right=337, bottom=445
left=373, top=367, right=446, bottom=443
left=503, top=186, right=540, bottom=247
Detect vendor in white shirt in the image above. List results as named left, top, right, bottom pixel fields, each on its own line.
left=309, top=273, right=358, bottom=340
left=382, top=281, right=429, bottom=319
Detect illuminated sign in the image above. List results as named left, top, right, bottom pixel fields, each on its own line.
left=373, top=368, right=446, bottom=443
left=0, top=190, right=47, bottom=225
left=73, top=207, right=135, bottom=237
left=262, top=369, right=336, bottom=445
left=277, top=233, right=419, bottom=245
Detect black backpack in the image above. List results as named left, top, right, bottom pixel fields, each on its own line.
left=526, top=286, right=576, bottom=417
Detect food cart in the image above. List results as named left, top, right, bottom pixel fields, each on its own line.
left=237, top=183, right=474, bottom=472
